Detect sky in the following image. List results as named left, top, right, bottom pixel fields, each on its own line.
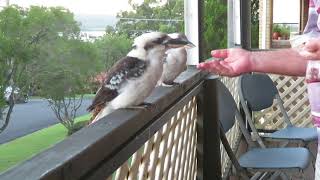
left=5, top=0, right=142, bottom=15
left=2, top=0, right=300, bottom=23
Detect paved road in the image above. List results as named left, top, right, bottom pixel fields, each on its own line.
left=0, top=98, right=93, bottom=144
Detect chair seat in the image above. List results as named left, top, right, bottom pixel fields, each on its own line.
left=261, top=127, right=317, bottom=142
left=239, top=147, right=310, bottom=169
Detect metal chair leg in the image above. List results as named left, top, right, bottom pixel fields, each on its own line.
left=269, top=171, right=282, bottom=180
left=279, top=172, right=290, bottom=180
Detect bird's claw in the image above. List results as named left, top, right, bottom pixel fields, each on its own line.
left=126, top=102, right=155, bottom=111
left=161, top=82, right=180, bottom=87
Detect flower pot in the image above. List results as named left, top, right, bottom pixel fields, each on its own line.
left=272, top=32, right=281, bottom=40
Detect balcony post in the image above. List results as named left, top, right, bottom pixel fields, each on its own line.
left=240, top=0, right=251, bottom=49
left=197, top=75, right=221, bottom=180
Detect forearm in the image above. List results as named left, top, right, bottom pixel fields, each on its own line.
left=250, top=49, right=308, bottom=76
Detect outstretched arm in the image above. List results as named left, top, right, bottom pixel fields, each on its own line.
left=198, top=38, right=320, bottom=77
left=251, top=49, right=308, bottom=76
left=197, top=48, right=308, bottom=77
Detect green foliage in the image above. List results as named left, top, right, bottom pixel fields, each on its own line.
left=202, top=0, right=227, bottom=59
left=251, top=23, right=259, bottom=48
left=251, top=0, right=259, bottom=48
left=94, top=34, right=133, bottom=70
left=116, top=0, right=184, bottom=37
left=34, top=38, right=98, bottom=134
left=272, top=24, right=290, bottom=39
left=0, top=5, right=81, bottom=132
left=0, top=5, right=98, bottom=134
left=35, top=39, right=98, bottom=100
left=0, top=6, right=31, bottom=109
left=272, top=24, right=282, bottom=33
left=280, top=25, right=290, bottom=37
left=68, top=120, right=88, bottom=135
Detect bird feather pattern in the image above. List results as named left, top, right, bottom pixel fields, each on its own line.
left=87, top=56, right=148, bottom=121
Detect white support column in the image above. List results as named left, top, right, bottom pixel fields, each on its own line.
left=228, top=0, right=234, bottom=48
left=184, top=0, right=199, bottom=65
left=234, top=0, right=241, bottom=46
left=228, top=0, right=241, bottom=48
left=261, top=0, right=267, bottom=49
left=228, top=0, right=241, bottom=47
left=259, top=0, right=273, bottom=49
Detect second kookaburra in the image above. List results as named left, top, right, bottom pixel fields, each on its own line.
left=158, top=33, right=195, bottom=86
left=87, top=32, right=192, bottom=124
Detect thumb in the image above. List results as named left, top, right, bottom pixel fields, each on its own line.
left=304, top=40, right=319, bottom=53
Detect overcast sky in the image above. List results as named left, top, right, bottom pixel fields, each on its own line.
left=2, top=0, right=300, bottom=23
left=6, top=0, right=142, bottom=15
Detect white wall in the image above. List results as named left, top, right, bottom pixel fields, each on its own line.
left=273, top=0, right=300, bottom=23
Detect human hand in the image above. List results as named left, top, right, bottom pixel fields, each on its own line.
left=299, top=38, right=320, bottom=60
left=197, top=48, right=253, bottom=77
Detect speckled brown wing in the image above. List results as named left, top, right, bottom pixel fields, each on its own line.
left=87, top=56, right=148, bottom=113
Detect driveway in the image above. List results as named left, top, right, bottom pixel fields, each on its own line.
left=0, top=98, right=93, bottom=144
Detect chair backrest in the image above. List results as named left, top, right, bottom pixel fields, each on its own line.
left=216, top=80, right=257, bottom=148
left=216, top=80, right=255, bottom=179
left=238, top=73, right=292, bottom=127
left=239, top=73, right=278, bottom=111
left=217, top=80, right=238, bottom=133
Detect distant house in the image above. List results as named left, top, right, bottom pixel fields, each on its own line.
left=80, top=30, right=105, bottom=42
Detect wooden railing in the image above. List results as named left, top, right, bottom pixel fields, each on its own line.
left=0, top=67, right=237, bottom=180
left=7, top=66, right=303, bottom=179
left=0, top=66, right=253, bottom=180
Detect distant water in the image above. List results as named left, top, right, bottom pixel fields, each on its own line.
left=80, top=30, right=106, bottom=37
left=75, top=14, right=117, bottom=30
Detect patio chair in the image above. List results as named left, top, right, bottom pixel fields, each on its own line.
left=217, top=80, right=311, bottom=180
left=238, top=73, right=317, bottom=149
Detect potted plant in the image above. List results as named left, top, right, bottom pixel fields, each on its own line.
left=272, top=24, right=282, bottom=40
left=280, top=25, right=290, bottom=40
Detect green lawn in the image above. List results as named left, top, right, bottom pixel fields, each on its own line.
left=0, top=114, right=91, bottom=173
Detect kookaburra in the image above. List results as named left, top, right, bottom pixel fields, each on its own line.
left=158, top=33, right=195, bottom=86
left=87, top=32, right=192, bottom=124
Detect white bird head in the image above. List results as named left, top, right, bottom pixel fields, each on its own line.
left=168, top=33, right=196, bottom=49
left=128, top=32, right=194, bottom=61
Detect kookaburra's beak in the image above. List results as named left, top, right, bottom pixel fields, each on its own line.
left=163, top=38, right=196, bottom=49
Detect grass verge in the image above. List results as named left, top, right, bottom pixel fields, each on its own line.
left=0, top=114, right=91, bottom=173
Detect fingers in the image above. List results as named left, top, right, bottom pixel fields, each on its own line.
left=299, top=50, right=318, bottom=60
left=211, top=49, right=229, bottom=58
left=300, top=39, right=320, bottom=59
left=197, top=60, right=235, bottom=77
left=197, top=60, right=218, bottom=70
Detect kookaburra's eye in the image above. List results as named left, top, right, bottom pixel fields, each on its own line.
left=152, top=36, right=167, bottom=45
left=152, top=38, right=163, bottom=44
left=144, top=43, right=154, bottom=50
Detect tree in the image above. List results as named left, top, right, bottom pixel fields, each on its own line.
left=94, top=34, right=133, bottom=70
left=116, top=0, right=184, bottom=37
left=201, top=0, right=228, bottom=59
left=22, top=6, right=93, bottom=135
left=35, top=39, right=98, bottom=135
left=0, top=6, right=31, bottom=133
left=251, top=0, right=259, bottom=48
left=0, top=5, right=81, bottom=134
